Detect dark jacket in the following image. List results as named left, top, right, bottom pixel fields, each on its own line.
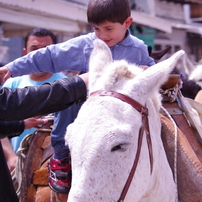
left=0, top=141, right=19, bottom=202
left=0, top=76, right=87, bottom=121
left=0, top=75, right=87, bottom=202
left=181, top=78, right=201, bottom=99
left=0, top=121, right=24, bottom=138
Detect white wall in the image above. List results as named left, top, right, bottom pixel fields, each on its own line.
left=155, top=0, right=185, bottom=23
left=0, top=0, right=87, bottom=23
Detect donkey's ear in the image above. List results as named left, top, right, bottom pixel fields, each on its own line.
left=90, top=39, right=113, bottom=72
left=131, top=50, right=185, bottom=98
left=88, top=39, right=113, bottom=89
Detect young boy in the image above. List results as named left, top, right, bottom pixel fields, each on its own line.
left=0, top=0, right=154, bottom=194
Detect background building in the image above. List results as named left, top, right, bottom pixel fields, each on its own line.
left=0, top=0, right=201, bottom=64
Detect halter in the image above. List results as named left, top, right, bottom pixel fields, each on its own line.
left=90, top=90, right=153, bottom=202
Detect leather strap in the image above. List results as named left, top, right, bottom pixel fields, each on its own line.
left=90, top=91, right=148, bottom=116
left=90, top=90, right=153, bottom=202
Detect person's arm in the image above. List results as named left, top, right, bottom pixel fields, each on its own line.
left=0, top=74, right=87, bottom=121
left=0, top=66, right=11, bottom=84
left=1, top=117, right=48, bottom=171
left=1, top=138, right=17, bottom=172
left=0, top=121, right=24, bottom=137
left=0, top=117, right=48, bottom=138
left=1, top=37, right=86, bottom=81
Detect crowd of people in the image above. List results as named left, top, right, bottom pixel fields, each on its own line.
left=0, top=0, right=201, bottom=201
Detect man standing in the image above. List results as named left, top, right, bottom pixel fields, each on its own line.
left=1, top=28, right=66, bottom=171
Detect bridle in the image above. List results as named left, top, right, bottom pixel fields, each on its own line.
left=90, top=90, right=153, bottom=202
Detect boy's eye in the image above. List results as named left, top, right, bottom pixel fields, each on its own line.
left=106, top=28, right=113, bottom=31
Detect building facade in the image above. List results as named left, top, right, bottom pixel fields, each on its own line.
left=0, top=0, right=201, bottom=64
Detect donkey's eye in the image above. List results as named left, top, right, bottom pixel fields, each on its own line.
left=111, top=143, right=128, bottom=152
left=111, top=145, right=121, bottom=151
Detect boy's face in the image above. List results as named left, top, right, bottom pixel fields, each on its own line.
left=92, top=17, right=133, bottom=47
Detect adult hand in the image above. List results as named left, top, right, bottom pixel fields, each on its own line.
left=1, top=137, right=18, bottom=172
left=24, top=116, right=49, bottom=129
left=0, top=66, right=12, bottom=84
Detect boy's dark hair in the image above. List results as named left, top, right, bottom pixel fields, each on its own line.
left=87, top=0, right=131, bottom=25
left=24, top=27, right=57, bottom=48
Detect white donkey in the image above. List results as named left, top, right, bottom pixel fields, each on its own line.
left=65, top=39, right=184, bottom=202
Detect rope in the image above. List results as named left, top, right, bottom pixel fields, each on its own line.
left=159, top=78, right=182, bottom=103
left=161, top=106, right=178, bottom=202
left=11, top=133, right=35, bottom=197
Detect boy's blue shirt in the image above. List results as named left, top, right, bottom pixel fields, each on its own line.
left=7, top=30, right=155, bottom=77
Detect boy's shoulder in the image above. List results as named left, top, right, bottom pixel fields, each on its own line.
left=118, top=30, right=146, bottom=49
left=128, top=34, right=146, bottom=47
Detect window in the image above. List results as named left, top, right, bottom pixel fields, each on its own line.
left=59, top=0, right=88, bottom=6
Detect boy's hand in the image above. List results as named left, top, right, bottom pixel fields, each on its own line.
left=0, top=66, right=12, bottom=84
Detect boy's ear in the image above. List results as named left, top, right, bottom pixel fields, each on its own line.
left=124, top=17, right=133, bottom=29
